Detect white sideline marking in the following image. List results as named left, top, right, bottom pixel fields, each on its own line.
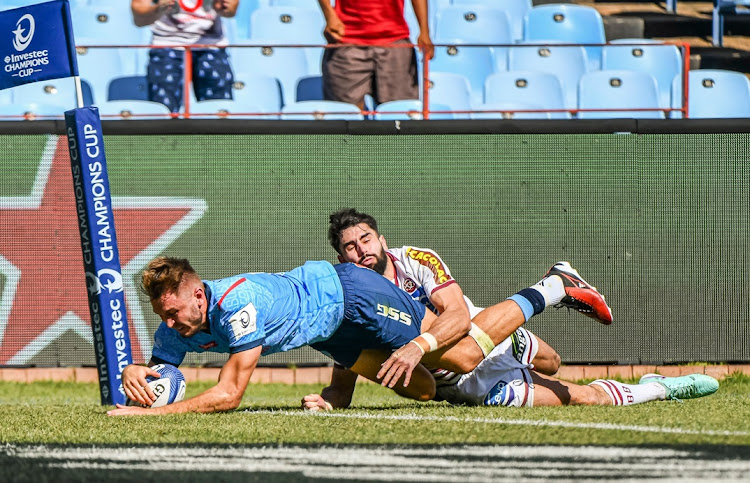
left=5, top=444, right=750, bottom=481
left=247, top=410, right=750, bottom=437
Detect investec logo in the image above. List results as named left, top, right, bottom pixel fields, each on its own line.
left=4, top=13, right=49, bottom=78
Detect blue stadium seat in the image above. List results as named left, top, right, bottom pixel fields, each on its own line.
left=450, top=0, right=532, bottom=42
left=434, top=5, right=513, bottom=72
left=523, top=4, right=606, bottom=70
left=96, top=100, right=173, bottom=120
left=227, top=46, right=309, bottom=106
left=424, top=72, right=473, bottom=118
left=713, top=0, right=750, bottom=47
left=374, top=99, right=456, bottom=120
left=230, top=73, right=283, bottom=113
left=280, top=100, right=364, bottom=120
left=578, top=70, right=664, bottom=119
left=74, top=41, right=137, bottom=104
left=187, top=99, right=280, bottom=119
left=0, top=102, right=65, bottom=120
left=508, top=42, right=588, bottom=110
left=429, top=45, right=498, bottom=107
left=470, top=101, right=553, bottom=119
left=233, top=0, right=268, bottom=40
left=484, top=71, right=570, bottom=119
left=107, top=75, right=149, bottom=102
left=71, top=4, right=147, bottom=46
left=675, top=69, right=750, bottom=118
left=249, top=6, right=326, bottom=73
left=602, top=40, right=683, bottom=109
left=295, top=75, right=323, bottom=102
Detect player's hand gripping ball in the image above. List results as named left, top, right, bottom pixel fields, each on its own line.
left=126, top=363, right=186, bottom=408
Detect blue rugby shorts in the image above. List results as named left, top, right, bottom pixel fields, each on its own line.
left=311, top=263, right=427, bottom=367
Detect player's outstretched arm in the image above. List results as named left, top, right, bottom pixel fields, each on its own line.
left=107, top=346, right=261, bottom=416
left=302, top=365, right=359, bottom=411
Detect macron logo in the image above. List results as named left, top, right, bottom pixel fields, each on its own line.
left=12, top=14, right=35, bottom=52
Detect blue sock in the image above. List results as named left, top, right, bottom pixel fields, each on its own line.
left=507, top=288, right=546, bottom=322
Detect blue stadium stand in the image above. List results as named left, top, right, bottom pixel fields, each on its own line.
left=0, top=102, right=66, bottom=120
left=249, top=6, right=326, bottom=75
left=74, top=40, right=138, bottom=105
left=107, top=75, right=149, bottom=102
left=96, top=100, right=173, bottom=120
left=230, top=72, right=284, bottom=113
left=434, top=5, right=513, bottom=72
left=484, top=71, right=570, bottom=119
left=523, top=4, right=606, bottom=70
left=227, top=45, right=309, bottom=106
left=404, top=0, right=448, bottom=39
left=470, top=101, right=553, bottom=119
left=424, top=72, right=473, bottom=118
left=450, top=0, right=532, bottom=43
left=713, top=0, right=750, bottom=47
left=8, top=78, right=93, bottom=108
left=578, top=70, right=664, bottom=119
left=71, top=3, right=146, bottom=46
left=430, top=44, right=498, bottom=108
left=187, top=99, right=280, bottom=119
left=233, top=0, right=268, bottom=40
left=280, top=100, right=364, bottom=120
left=602, top=40, right=683, bottom=110
left=374, top=99, right=457, bottom=120
left=674, top=69, right=750, bottom=118
left=508, top=41, right=588, bottom=112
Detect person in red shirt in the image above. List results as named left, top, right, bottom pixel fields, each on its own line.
left=317, top=0, right=434, bottom=110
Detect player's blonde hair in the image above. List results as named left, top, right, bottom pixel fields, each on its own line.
left=141, top=256, right=199, bottom=301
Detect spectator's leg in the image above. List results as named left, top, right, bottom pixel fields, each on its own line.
left=322, top=45, right=374, bottom=109
left=147, top=48, right=185, bottom=113
left=373, top=39, right=419, bottom=105
left=192, top=49, right=234, bottom=102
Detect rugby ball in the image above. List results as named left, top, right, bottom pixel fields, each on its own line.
left=126, top=363, right=186, bottom=408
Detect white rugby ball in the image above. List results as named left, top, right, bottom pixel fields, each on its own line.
left=126, top=363, right=186, bottom=408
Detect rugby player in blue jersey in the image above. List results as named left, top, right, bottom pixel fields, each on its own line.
left=301, top=209, right=719, bottom=410
left=110, top=254, right=531, bottom=415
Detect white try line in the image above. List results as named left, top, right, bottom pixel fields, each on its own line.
left=246, top=409, right=750, bottom=437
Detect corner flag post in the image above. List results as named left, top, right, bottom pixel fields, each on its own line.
left=0, top=0, right=133, bottom=405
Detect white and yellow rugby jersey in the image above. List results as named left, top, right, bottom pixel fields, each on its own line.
left=386, top=246, right=482, bottom=317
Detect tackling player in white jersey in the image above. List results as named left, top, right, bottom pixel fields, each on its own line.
left=302, top=209, right=719, bottom=409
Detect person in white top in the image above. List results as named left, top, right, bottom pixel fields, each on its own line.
left=131, top=0, right=238, bottom=112
left=302, top=209, right=718, bottom=409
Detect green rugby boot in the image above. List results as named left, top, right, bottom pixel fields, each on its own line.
left=639, top=373, right=719, bottom=400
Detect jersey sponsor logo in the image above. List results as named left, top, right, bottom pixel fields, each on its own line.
left=376, top=303, right=412, bottom=326
left=405, top=248, right=452, bottom=284
left=511, top=329, right=528, bottom=364
left=229, top=302, right=257, bottom=339
left=199, top=341, right=217, bottom=350
left=402, top=278, right=417, bottom=293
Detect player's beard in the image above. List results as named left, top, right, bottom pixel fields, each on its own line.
left=368, top=249, right=389, bottom=276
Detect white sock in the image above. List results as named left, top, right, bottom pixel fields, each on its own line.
left=530, top=275, right=565, bottom=307
left=590, top=379, right=667, bottom=406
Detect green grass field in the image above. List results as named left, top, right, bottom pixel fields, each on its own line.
left=2, top=374, right=749, bottom=447
left=2, top=375, right=750, bottom=481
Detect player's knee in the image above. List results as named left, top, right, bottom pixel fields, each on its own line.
left=549, top=351, right=561, bottom=373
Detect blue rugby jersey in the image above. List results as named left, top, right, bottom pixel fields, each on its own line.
left=151, top=261, right=345, bottom=366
